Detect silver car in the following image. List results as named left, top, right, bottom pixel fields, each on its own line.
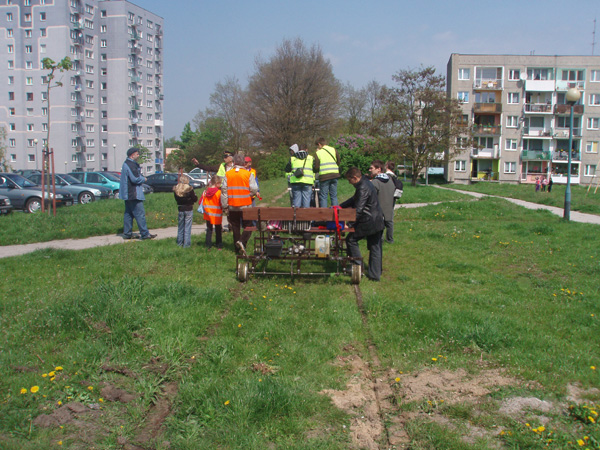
left=27, top=173, right=113, bottom=204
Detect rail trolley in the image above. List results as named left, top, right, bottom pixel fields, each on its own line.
left=236, top=207, right=362, bottom=284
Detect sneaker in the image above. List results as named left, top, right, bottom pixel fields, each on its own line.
left=123, top=233, right=140, bottom=240
left=140, top=233, right=157, bottom=240
left=236, top=241, right=247, bottom=256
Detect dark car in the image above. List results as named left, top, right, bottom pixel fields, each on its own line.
left=27, top=173, right=113, bottom=204
left=0, top=173, right=74, bottom=213
left=144, top=173, right=203, bottom=193
left=0, top=194, right=13, bottom=215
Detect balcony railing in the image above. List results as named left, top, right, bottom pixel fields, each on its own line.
left=474, top=79, right=503, bottom=90
left=474, top=103, right=502, bottom=114
left=555, top=104, right=584, bottom=115
left=556, top=80, right=585, bottom=91
left=522, top=150, right=551, bottom=160
left=471, top=147, right=500, bottom=159
left=553, top=128, right=582, bottom=138
left=524, top=103, right=553, bottom=113
left=553, top=150, right=581, bottom=161
left=522, top=128, right=553, bottom=138
left=473, top=125, right=501, bottom=136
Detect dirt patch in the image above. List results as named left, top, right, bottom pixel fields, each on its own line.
left=142, top=357, right=169, bottom=376
left=498, top=397, right=555, bottom=416
left=566, top=383, right=600, bottom=404
left=101, top=364, right=138, bottom=379
left=131, top=381, right=178, bottom=448
left=100, top=383, right=136, bottom=403
left=33, top=402, right=99, bottom=428
left=251, top=362, right=277, bottom=375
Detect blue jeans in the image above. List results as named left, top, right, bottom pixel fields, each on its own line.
left=291, top=184, right=312, bottom=208
left=177, top=210, right=193, bottom=248
left=318, top=178, right=338, bottom=207
left=123, top=200, right=150, bottom=238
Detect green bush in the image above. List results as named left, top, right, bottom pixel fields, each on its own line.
left=331, top=134, right=390, bottom=175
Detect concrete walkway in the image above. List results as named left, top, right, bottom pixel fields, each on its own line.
left=1, top=191, right=599, bottom=259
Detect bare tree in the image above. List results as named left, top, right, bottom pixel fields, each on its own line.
left=245, top=38, right=341, bottom=149
left=340, top=82, right=367, bottom=134
left=0, top=127, right=9, bottom=172
left=380, top=66, right=465, bottom=186
left=208, top=76, right=248, bottom=152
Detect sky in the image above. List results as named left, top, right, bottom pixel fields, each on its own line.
left=137, top=0, right=600, bottom=139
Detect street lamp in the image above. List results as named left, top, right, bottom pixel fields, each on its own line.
left=564, top=87, right=581, bottom=221
left=34, top=139, right=38, bottom=170
left=113, top=144, right=116, bottom=171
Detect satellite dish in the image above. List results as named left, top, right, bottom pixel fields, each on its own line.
left=520, top=72, right=527, bottom=81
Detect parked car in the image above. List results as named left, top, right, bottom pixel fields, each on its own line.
left=104, top=171, right=153, bottom=195
left=144, top=173, right=203, bottom=192
left=0, top=194, right=13, bottom=215
left=0, top=173, right=74, bottom=213
left=187, top=168, right=210, bottom=187
left=27, top=173, right=113, bottom=204
left=69, top=171, right=123, bottom=199
left=15, top=169, right=41, bottom=179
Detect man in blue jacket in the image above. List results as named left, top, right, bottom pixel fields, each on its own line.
left=120, top=147, right=156, bottom=240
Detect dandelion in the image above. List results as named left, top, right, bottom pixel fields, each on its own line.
left=224, top=400, right=230, bottom=406
left=42, top=373, right=48, bottom=378
left=99, top=398, right=104, bottom=403
left=58, top=441, right=63, bottom=446
left=577, top=439, right=584, bottom=446
left=591, top=366, right=596, bottom=371
left=432, top=358, right=438, bottom=361
left=30, top=386, right=39, bottom=393
left=395, top=377, right=401, bottom=382
left=238, top=324, right=242, bottom=328
left=20, top=388, right=27, bottom=394
left=48, top=371, right=55, bottom=377
left=87, top=386, right=93, bottom=391
left=58, top=401, right=62, bottom=406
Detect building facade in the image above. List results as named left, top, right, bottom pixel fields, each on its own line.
left=0, top=0, right=164, bottom=174
left=447, top=54, right=600, bottom=186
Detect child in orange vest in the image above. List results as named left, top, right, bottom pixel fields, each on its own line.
left=201, top=175, right=223, bottom=249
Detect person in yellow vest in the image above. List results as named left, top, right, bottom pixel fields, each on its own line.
left=285, top=144, right=317, bottom=208
left=221, top=153, right=258, bottom=255
left=202, top=175, right=223, bottom=250
left=191, top=151, right=233, bottom=177
left=315, top=137, right=340, bottom=207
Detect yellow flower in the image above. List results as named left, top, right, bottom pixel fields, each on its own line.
left=99, top=398, right=104, bottom=403
left=87, top=386, right=93, bottom=391
left=58, top=441, right=63, bottom=446
left=55, top=366, right=63, bottom=371
left=224, top=400, right=230, bottom=405
left=577, top=439, right=584, bottom=446
left=238, top=324, right=242, bottom=328
left=20, top=388, right=27, bottom=394
left=42, top=373, right=48, bottom=378
left=395, top=377, right=401, bottom=382
left=48, top=371, right=55, bottom=377
left=591, top=366, right=596, bottom=370
left=431, top=358, right=437, bottom=361
left=30, top=386, right=39, bottom=393
left=538, top=426, right=545, bottom=432
left=58, top=401, right=62, bottom=406
left=589, top=416, right=596, bottom=423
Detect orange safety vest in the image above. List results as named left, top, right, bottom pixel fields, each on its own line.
left=225, top=168, right=252, bottom=207
left=202, top=190, right=222, bottom=225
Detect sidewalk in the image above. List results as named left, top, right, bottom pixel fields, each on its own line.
left=2, top=192, right=599, bottom=259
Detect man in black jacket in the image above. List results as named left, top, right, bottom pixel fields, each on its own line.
left=340, top=167, right=385, bottom=281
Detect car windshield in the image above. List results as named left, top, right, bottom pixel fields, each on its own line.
left=59, top=174, right=82, bottom=184
left=7, top=173, right=37, bottom=188
left=103, top=172, right=120, bottom=182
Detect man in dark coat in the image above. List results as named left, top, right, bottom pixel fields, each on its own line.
left=340, top=167, right=385, bottom=281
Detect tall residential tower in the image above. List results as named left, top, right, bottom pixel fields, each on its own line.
left=0, top=0, right=164, bottom=173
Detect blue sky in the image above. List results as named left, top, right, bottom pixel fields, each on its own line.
left=139, top=0, right=600, bottom=139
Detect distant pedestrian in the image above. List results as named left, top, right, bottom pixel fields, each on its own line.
left=542, top=177, right=548, bottom=192
left=548, top=177, right=553, bottom=193
left=202, top=175, right=223, bottom=250
left=173, top=174, right=198, bottom=248
left=120, top=148, right=156, bottom=240
left=369, top=160, right=396, bottom=244
left=535, top=177, right=541, bottom=192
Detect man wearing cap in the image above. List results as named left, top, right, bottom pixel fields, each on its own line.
left=192, top=151, right=234, bottom=176
left=120, top=148, right=156, bottom=240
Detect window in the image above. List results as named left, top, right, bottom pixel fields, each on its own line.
left=26, top=77, right=33, bottom=85
left=527, top=68, right=552, bottom=81
left=146, top=126, right=152, bottom=134
left=101, top=68, right=107, bottom=76
left=8, top=60, right=14, bottom=69
left=585, top=165, right=597, bottom=176
left=85, top=109, right=94, bottom=118
left=9, top=123, right=15, bottom=131
left=591, top=70, right=600, bottom=82
left=590, top=94, right=600, bottom=106
left=506, top=116, right=519, bottom=128
left=7, top=44, right=13, bottom=54
left=26, top=108, right=33, bottom=116
left=71, top=139, right=77, bottom=147
left=27, top=124, right=34, bottom=131
left=455, top=160, right=466, bottom=172
left=27, top=139, right=35, bottom=148
left=588, top=118, right=600, bottom=129
left=42, top=123, right=48, bottom=131
left=507, top=92, right=520, bottom=104
left=101, top=96, right=107, bottom=104
left=40, top=12, right=46, bottom=21
left=586, top=141, right=599, bottom=153
left=6, top=13, right=13, bottom=21
left=101, top=153, right=107, bottom=160
left=457, top=91, right=469, bottom=103
left=10, top=154, right=16, bottom=162
left=85, top=49, right=94, bottom=59
left=474, top=137, right=494, bottom=149
left=101, top=124, right=108, bottom=132
left=28, top=154, right=35, bottom=162
left=85, top=35, right=94, bottom=44
left=101, top=140, right=107, bottom=147
left=42, top=107, right=47, bottom=116
left=85, top=95, right=93, bottom=103
left=504, top=162, right=516, bottom=173
left=101, top=10, right=107, bottom=18
left=85, top=64, right=94, bottom=74
left=86, top=153, right=95, bottom=162
left=41, top=92, right=47, bottom=100
left=101, top=25, right=107, bottom=33
left=101, top=110, right=107, bottom=118
left=26, top=93, right=34, bottom=101
left=25, top=29, right=32, bottom=38
left=9, top=138, right=16, bottom=147
left=86, top=124, right=94, bottom=132
left=25, top=45, right=32, bottom=53
left=40, top=44, right=46, bottom=54
left=9, top=108, right=15, bottom=116
left=561, top=70, right=584, bottom=81
left=146, top=140, right=153, bottom=147
left=72, top=154, right=78, bottom=162
left=8, top=92, right=14, bottom=101
left=146, top=100, right=152, bottom=108
left=86, top=79, right=94, bottom=88
left=100, top=39, right=107, bottom=47
left=86, top=139, right=94, bottom=148
left=8, top=76, right=13, bottom=85
left=506, top=139, right=518, bottom=150
left=40, top=28, right=46, bottom=37
left=458, top=68, right=470, bottom=80
left=24, top=14, right=32, bottom=22
left=7, top=29, right=13, bottom=37
left=101, top=82, right=107, bottom=89
left=508, top=69, right=520, bottom=81
left=101, top=53, right=107, bottom=61
left=26, top=61, right=33, bottom=69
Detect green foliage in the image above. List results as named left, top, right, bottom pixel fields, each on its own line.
left=332, top=134, right=389, bottom=174
left=253, top=146, right=291, bottom=180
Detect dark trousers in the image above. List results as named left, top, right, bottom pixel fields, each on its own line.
left=384, top=219, right=394, bottom=243
left=206, top=222, right=222, bottom=249
left=227, top=209, right=253, bottom=252
left=346, top=230, right=383, bottom=281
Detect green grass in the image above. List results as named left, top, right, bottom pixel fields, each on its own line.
left=2, top=185, right=600, bottom=449
left=449, top=182, right=600, bottom=214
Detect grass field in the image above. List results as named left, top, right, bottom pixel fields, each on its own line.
left=1, top=182, right=599, bottom=449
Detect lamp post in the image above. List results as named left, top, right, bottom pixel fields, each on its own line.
left=113, top=144, right=116, bottom=171
left=34, top=139, right=38, bottom=170
left=564, top=87, right=581, bottom=221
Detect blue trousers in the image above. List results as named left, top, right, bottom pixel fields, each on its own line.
left=318, top=178, right=338, bottom=207
left=291, top=184, right=312, bottom=208
left=123, top=200, right=150, bottom=238
left=177, top=210, right=193, bottom=248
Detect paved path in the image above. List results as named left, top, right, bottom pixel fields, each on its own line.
left=1, top=190, right=599, bottom=259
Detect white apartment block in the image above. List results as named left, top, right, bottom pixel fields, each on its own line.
left=447, top=54, right=600, bottom=185
left=0, top=0, right=164, bottom=174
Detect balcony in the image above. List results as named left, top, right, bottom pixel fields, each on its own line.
left=473, top=125, right=501, bottom=136
left=553, top=150, right=581, bottom=161
left=471, top=147, right=500, bottom=159
left=154, top=119, right=164, bottom=127
left=524, top=103, right=553, bottom=114
left=555, top=104, right=584, bottom=115
left=521, top=128, right=553, bottom=138
left=524, top=79, right=555, bottom=92
left=74, top=115, right=85, bottom=122
left=553, top=128, right=582, bottom=138
left=130, top=31, right=142, bottom=41
left=131, top=131, right=140, bottom=138
left=474, top=103, right=502, bottom=114
left=75, top=145, right=86, bottom=153
left=556, top=80, right=585, bottom=91
left=474, top=79, right=503, bottom=90
left=522, top=150, right=551, bottom=160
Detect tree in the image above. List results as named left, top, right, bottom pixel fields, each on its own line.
left=380, top=67, right=465, bottom=186
left=42, top=57, right=72, bottom=155
left=0, top=127, right=9, bottom=172
left=206, top=76, right=248, bottom=152
left=245, top=38, right=341, bottom=150
left=340, top=83, right=368, bottom=134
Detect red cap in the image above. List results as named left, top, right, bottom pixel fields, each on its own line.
left=244, top=156, right=252, bottom=162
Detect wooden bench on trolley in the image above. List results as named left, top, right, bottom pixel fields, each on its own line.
left=236, top=207, right=362, bottom=284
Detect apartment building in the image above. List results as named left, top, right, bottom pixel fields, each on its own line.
left=0, top=0, right=164, bottom=174
left=447, top=54, right=600, bottom=186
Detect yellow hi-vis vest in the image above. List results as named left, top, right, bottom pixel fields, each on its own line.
left=289, top=155, right=315, bottom=185
left=316, top=146, right=339, bottom=177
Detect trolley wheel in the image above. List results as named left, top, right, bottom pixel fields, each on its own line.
left=237, top=261, right=249, bottom=282
left=351, top=264, right=362, bottom=285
